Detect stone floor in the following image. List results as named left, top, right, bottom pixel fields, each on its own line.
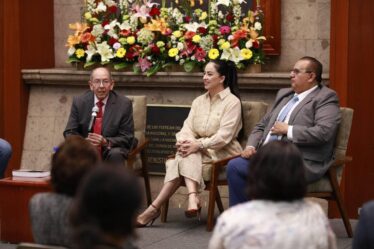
left=0, top=207, right=357, bottom=249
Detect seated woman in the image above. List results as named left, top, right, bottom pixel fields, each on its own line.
left=208, top=141, right=337, bottom=249
left=70, top=166, right=142, bottom=249
left=137, top=60, right=243, bottom=226
left=29, top=135, right=99, bottom=247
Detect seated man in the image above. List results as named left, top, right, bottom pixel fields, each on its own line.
left=0, top=138, right=12, bottom=178
left=227, top=56, right=341, bottom=206
left=64, top=67, right=136, bottom=164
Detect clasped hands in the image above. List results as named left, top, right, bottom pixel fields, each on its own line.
left=176, top=140, right=201, bottom=158
left=87, top=133, right=108, bottom=147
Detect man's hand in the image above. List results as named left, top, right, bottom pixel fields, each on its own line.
left=87, top=133, right=107, bottom=147
left=176, top=140, right=200, bottom=158
left=270, top=121, right=288, bottom=136
left=241, top=146, right=256, bottom=159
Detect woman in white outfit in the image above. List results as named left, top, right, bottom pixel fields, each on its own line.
left=136, top=60, right=243, bottom=226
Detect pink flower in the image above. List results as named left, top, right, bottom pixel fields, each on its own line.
left=219, top=26, right=231, bottom=35
left=194, top=47, right=206, bottom=62
left=138, top=57, right=152, bottom=72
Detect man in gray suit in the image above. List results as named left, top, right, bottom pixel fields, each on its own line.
left=227, top=56, right=341, bottom=206
left=64, top=67, right=136, bottom=163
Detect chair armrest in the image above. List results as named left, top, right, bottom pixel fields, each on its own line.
left=331, top=156, right=353, bottom=170
left=211, top=154, right=241, bottom=168
left=128, top=138, right=150, bottom=158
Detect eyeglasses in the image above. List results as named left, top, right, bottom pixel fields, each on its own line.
left=290, top=68, right=312, bottom=75
left=91, top=79, right=112, bottom=86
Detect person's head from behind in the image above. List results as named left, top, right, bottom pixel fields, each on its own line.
left=204, top=60, right=240, bottom=99
left=70, top=165, right=142, bottom=249
left=51, top=135, right=99, bottom=196
left=248, top=141, right=307, bottom=201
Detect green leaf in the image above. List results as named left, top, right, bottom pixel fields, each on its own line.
left=146, top=64, right=162, bottom=77
left=114, top=62, right=131, bottom=70
left=84, top=61, right=96, bottom=68
left=162, top=62, right=175, bottom=69
left=67, top=57, right=81, bottom=63
left=183, top=61, right=196, bottom=72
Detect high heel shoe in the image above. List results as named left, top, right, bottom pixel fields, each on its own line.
left=184, top=192, right=202, bottom=220
left=136, top=203, right=160, bottom=227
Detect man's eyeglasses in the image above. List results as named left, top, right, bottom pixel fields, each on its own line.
left=91, top=79, right=112, bottom=86
left=290, top=68, right=312, bottom=75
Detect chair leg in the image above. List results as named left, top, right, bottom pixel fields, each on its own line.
left=140, top=151, right=152, bottom=206
left=206, top=185, right=217, bottom=231
left=161, top=199, right=169, bottom=223
left=215, top=187, right=224, bottom=213
left=328, top=168, right=353, bottom=238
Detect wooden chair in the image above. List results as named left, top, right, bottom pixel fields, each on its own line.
left=126, top=96, right=152, bottom=206
left=306, top=107, right=354, bottom=237
left=160, top=101, right=268, bottom=231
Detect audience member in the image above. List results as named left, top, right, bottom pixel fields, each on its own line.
left=0, top=138, right=12, bottom=178
left=70, top=166, right=142, bottom=249
left=136, top=60, right=243, bottom=226
left=227, top=56, right=341, bottom=206
left=353, top=200, right=374, bottom=249
left=209, top=141, right=337, bottom=249
left=64, top=67, right=136, bottom=164
left=29, top=135, right=99, bottom=247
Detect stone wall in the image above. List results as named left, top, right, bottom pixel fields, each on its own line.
left=54, top=0, right=331, bottom=72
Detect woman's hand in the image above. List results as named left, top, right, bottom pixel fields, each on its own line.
left=177, top=140, right=201, bottom=157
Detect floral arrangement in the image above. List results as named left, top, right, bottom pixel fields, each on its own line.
left=67, top=0, right=266, bottom=76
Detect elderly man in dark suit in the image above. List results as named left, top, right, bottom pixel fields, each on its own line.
left=64, top=67, right=136, bottom=163
left=227, top=56, right=341, bottom=206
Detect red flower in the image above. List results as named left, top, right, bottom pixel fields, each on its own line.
left=101, top=20, right=109, bottom=27
left=185, top=40, right=196, bottom=54
left=226, top=13, right=234, bottom=22
left=252, top=40, right=259, bottom=48
left=184, top=16, right=191, bottom=22
left=219, top=26, right=231, bottom=35
left=149, top=7, right=160, bottom=17
left=197, top=27, right=208, bottom=35
left=184, top=31, right=196, bottom=40
left=108, top=37, right=118, bottom=46
left=194, top=47, right=206, bottom=62
left=108, top=6, right=117, bottom=14
left=150, top=44, right=160, bottom=54
left=120, top=29, right=132, bottom=37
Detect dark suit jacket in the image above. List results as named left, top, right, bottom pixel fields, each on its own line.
left=63, top=91, right=136, bottom=158
left=247, top=85, right=341, bottom=182
left=353, top=200, right=374, bottom=249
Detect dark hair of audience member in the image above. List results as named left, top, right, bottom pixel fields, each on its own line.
left=299, top=56, right=323, bottom=84
left=70, top=165, right=142, bottom=249
left=209, top=59, right=244, bottom=140
left=248, top=141, right=307, bottom=201
left=51, top=135, right=99, bottom=196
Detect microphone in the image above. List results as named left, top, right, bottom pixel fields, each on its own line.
left=88, top=106, right=99, bottom=133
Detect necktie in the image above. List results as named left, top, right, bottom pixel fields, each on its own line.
left=269, top=95, right=299, bottom=141
left=93, top=101, right=104, bottom=156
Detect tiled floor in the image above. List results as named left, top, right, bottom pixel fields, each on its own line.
left=0, top=207, right=357, bottom=249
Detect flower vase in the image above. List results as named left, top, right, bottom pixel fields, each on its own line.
left=241, top=64, right=262, bottom=74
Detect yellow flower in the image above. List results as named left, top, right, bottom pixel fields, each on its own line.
left=199, top=11, right=208, bottom=20
left=220, top=41, right=231, bottom=50
left=168, top=48, right=179, bottom=57
left=240, top=48, right=253, bottom=60
left=156, top=41, right=165, bottom=47
left=173, top=30, right=182, bottom=38
left=192, top=35, right=201, bottom=43
left=84, top=12, right=92, bottom=20
left=66, top=35, right=81, bottom=47
left=127, top=36, right=135, bottom=45
left=75, top=48, right=85, bottom=58
left=208, top=49, right=219, bottom=60
left=116, top=48, right=126, bottom=58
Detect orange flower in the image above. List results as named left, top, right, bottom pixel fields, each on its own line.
left=69, top=22, right=89, bottom=36
left=143, top=18, right=169, bottom=35
left=231, top=29, right=248, bottom=47
left=81, top=32, right=95, bottom=43
left=249, top=28, right=259, bottom=40
left=184, top=31, right=196, bottom=40
left=66, top=35, right=81, bottom=47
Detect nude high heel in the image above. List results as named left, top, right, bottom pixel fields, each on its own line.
left=136, top=203, right=160, bottom=227
left=184, top=192, right=202, bottom=220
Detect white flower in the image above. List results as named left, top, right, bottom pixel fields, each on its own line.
left=233, top=0, right=246, bottom=4
left=245, top=40, right=253, bottom=48
left=95, top=2, right=107, bottom=13
left=254, top=22, right=262, bottom=30
left=183, top=22, right=207, bottom=32
left=113, top=42, right=121, bottom=50
left=216, top=0, right=230, bottom=7
left=218, top=11, right=224, bottom=19
left=119, top=20, right=131, bottom=30
left=177, top=42, right=184, bottom=51
left=96, top=42, right=114, bottom=62
left=85, top=45, right=97, bottom=62
left=104, top=0, right=116, bottom=7
left=91, top=24, right=104, bottom=38
left=68, top=47, right=76, bottom=56
left=220, top=47, right=243, bottom=64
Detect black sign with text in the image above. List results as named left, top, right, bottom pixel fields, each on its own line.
left=145, top=105, right=190, bottom=174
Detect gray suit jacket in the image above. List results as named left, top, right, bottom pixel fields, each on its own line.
left=63, top=90, right=136, bottom=157
left=247, top=85, right=341, bottom=182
